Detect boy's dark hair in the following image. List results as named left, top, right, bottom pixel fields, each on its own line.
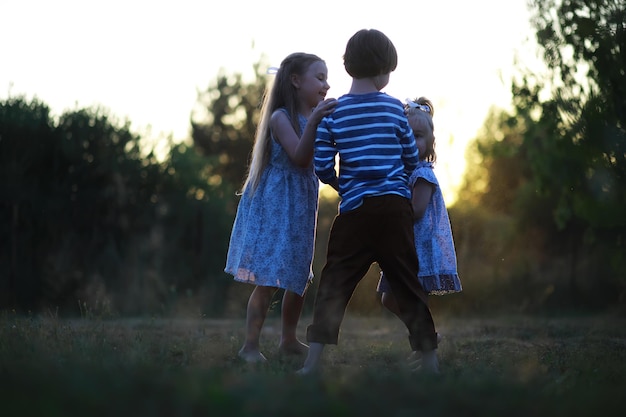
left=343, top=29, right=398, bottom=78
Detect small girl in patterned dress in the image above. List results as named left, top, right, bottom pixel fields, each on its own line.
left=224, top=52, right=336, bottom=363
left=377, top=97, right=462, bottom=337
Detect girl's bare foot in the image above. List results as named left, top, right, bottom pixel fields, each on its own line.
left=238, top=348, right=267, bottom=363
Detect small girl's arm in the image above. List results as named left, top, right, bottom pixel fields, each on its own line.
left=411, top=178, right=434, bottom=220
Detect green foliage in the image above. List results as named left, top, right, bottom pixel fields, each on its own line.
left=459, top=107, right=529, bottom=214
left=525, top=0, right=626, bottom=232
left=191, top=58, right=271, bottom=191
left=148, top=142, right=237, bottom=316
left=0, top=95, right=235, bottom=316
left=454, top=0, right=626, bottom=312
left=523, top=0, right=626, bottom=304
left=1, top=97, right=54, bottom=307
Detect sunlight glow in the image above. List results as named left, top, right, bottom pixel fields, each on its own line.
left=1, top=0, right=536, bottom=205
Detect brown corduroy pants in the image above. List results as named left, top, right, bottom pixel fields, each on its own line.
left=306, top=195, right=438, bottom=351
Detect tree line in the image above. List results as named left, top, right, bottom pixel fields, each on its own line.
left=1, top=0, right=624, bottom=316
left=0, top=98, right=238, bottom=316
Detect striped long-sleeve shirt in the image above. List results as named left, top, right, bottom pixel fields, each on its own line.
left=314, top=92, right=419, bottom=213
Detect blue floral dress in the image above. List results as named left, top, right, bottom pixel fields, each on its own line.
left=224, top=110, right=318, bottom=296
left=377, top=161, right=462, bottom=295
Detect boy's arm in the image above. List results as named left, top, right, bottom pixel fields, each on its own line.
left=314, top=122, right=338, bottom=187
left=400, top=121, right=419, bottom=174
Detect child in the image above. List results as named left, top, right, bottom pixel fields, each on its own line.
left=377, top=98, right=462, bottom=364
left=224, top=52, right=337, bottom=363
left=297, top=29, right=439, bottom=375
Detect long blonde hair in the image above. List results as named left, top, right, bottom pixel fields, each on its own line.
left=241, top=52, right=325, bottom=194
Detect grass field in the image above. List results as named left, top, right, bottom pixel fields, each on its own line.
left=1, top=312, right=625, bottom=416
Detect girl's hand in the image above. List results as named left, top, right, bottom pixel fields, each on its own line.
left=311, top=98, right=337, bottom=123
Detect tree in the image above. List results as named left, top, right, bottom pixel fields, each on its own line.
left=191, top=58, right=270, bottom=191
left=501, top=0, right=626, bottom=307
left=459, top=107, right=529, bottom=214
left=524, top=0, right=626, bottom=234
left=453, top=0, right=626, bottom=311
left=0, top=96, right=54, bottom=308
left=0, top=97, right=152, bottom=311
left=0, top=95, right=238, bottom=316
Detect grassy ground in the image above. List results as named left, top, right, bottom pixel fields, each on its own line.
left=1, top=312, right=625, bottom=416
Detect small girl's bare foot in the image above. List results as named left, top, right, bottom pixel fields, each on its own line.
left=238, top=348, right=267, bottom=363
left=278, top=340, right=309, bottom=356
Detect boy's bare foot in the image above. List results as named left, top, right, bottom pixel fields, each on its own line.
left=238, top=348, right=268, bottom=363
left=295, top=365, right=317, bottom=376
left=410, top=349, right=439, bottom=374
left=406, top=333, right=442, bottom=362
left=407, top=350, right=423, bottom=366
left=295, top=342, right=325, bottom=376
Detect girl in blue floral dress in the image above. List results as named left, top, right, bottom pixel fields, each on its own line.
left=224, top=52, right=336, bottom=363
left=377, top=96, right=462, bottom=318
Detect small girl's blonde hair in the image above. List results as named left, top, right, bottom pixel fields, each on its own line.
left=406, top=96, right=436, bottom=163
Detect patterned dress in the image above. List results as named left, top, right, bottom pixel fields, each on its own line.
left=378, top=161, right=462, bottom=295
left=224, top=110, right=318, bottom=296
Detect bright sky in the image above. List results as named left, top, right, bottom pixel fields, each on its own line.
left=1, top=0, right=539, bottom=204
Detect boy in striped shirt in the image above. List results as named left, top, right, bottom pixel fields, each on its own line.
left=298, top=29, right=440, bottom=375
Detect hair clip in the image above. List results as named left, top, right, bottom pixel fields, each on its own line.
left=405, top=98, right=431, bottom=114
left=266, top=66, right=279, bottom=75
